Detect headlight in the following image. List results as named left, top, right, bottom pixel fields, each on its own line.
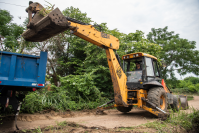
left=136, top=54, right=139, bottom=57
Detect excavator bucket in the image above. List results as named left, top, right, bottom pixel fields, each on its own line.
left=22, top=8, right=70, bottom=42
left=179, top=95, right=188, bottom=110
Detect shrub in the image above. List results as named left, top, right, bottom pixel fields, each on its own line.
left=188, top=84, right=196, bottom=93
left=21, top=73, right=109, bottom=113
left=175, top=76, right=199, bottom=93
left=59, top=73, right=101, bottom=102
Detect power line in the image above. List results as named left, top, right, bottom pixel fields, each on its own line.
left=0, top=2, right=26, bottom=7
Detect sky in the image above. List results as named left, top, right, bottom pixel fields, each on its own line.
left=0, top=0, right=199, bottom=79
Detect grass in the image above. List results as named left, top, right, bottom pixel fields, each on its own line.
left=117, top=127, right=136, bottom=131
left=10, top=93, right=199, bottom=133
left=34, top=127, right=42, bottom=133
left=22, top=121, right=83, bottom=133
left=144, top=121, right=172, bottom=133
left=20, top=87, right=109, bottom=114
left=21, top=127, right=42, bottom=133
left=187, top=95, right=194, bottom=101
left=143, top=107, right=199, bottom=133
left=168, top=93, right=194, bottom=101
left=56, top=121, right=67, bottom=127
left=172, top=90, right=199, bottom=96
left=116, top=106, right=199, bottom=133
left=18, top=107, right=199, bottom=133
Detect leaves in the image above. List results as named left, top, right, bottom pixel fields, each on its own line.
left=0, top=9, right=24, bottom=52
left=170, top=76, right=199, bottom=93
left=39, top=1, right=55, bottom=16
left=147, top=26, right=199, bottom=80
left=2, top=6, right=198, bottom=113
left=21, top=85, right=108, bottom=113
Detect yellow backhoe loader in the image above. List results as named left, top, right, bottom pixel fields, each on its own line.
left=22, top=1, right=188, bottom=119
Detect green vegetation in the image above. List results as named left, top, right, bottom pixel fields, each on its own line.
left=0, top=10, right=25, bottom=52
left=116, top=108, right=199, bottom=133
left=0, top=2, right=198, bottom=114
left=145, top=108, right=199, bottom=133
left=0, top=3, right=199, bottom=133
left=19, top=5, right=162, bottom=113
left=170, top=77, right=199, bottom=94
left=179, top=77, right=199, bottom=93
left=39, top=1, right=55, bottom=16
left=19, top=108, right=199, bottom=133
left=147, top=26, right=199, bottom=80
left=20, top=121, right=86, bottom=133
left=21, top=85, right=108, bottom=113
left=187, top=95, right=194, bottom=101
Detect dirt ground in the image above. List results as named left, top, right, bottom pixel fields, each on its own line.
left=0, top=96, right=199, bottom=133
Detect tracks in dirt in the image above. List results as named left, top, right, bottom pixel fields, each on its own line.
left=0, top=96, right=199, bottom=132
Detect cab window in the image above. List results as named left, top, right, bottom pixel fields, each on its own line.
left=153, top=60, right=160, bottom=77
left=145, top=57, right=154, bottom=77
left=123, top=57, right=143, bottom=82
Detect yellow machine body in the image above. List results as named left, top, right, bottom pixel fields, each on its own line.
left=22, top=2, right=187, bottom=118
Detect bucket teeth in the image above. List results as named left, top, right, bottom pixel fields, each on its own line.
left=22, top=8, right=70, bottom=42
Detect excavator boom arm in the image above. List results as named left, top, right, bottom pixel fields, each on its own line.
left=22, top=3, right=128, bottom=107
left=69, top=22, right=119, bottom=50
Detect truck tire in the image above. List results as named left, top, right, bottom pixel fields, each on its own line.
left=117, top=106, right=132, bottom=113
left=147, top=87, right=168, bottom=112
left=170, top=95, right=181, bottom=111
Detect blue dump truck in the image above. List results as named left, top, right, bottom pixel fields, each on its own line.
left=0, top=51, right=47, bottom=114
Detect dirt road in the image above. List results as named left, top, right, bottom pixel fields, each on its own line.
left=0, top=96, right=199, bottom=132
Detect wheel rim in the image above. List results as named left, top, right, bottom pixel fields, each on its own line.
left=160, top=95, right=166, bottom=110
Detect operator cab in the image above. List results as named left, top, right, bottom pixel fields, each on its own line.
left=122, top=52, right=161, bottom=89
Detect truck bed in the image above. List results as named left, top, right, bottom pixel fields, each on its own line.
left=0, top=51, right=47, bottom=88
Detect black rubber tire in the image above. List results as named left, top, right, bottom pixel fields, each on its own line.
left=147, top=87, right=168, bottom=112
left=117, top=106, right=132, bottom=113
left=170, top=95, right=181, bottom=111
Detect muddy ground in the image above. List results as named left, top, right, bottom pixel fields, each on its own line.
left=0, top=96, right=199, bottom=133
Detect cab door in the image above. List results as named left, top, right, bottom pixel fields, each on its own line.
left=144, top=57, right=161, bottom=81
left=144, top=57, right=155, bottom=81
left=153, top=60, right=161, bottom=78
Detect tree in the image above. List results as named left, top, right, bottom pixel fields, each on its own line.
left=72, top=27, right=162, bottom=97
left=184, top=76, right=199, bottom=84
left=0, top=10, right=24, bottom=52
left=178, top=77, right=199, bottom=93
left=147, top=26, right=199, bottom=79
left=19, top=6, right=162, bottom=98
left=120, top=30, right=162, bottom=59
